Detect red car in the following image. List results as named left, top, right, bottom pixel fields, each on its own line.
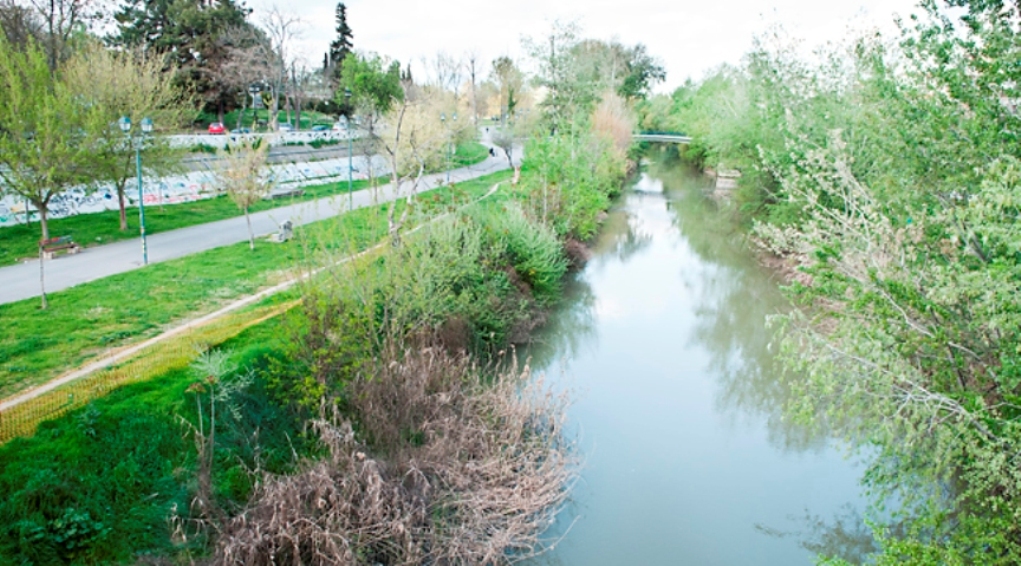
left=208, top=122, right=226, bottom=135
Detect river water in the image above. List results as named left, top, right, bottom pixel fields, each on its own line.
left=528, top=161, right=872, bottom=565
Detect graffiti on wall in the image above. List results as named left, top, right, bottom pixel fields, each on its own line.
left=0, top=155, right=390, bottom=227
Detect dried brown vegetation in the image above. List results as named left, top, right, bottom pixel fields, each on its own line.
left=213, top=348, right=574, bottom=565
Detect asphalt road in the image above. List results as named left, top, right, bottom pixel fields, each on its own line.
left=0, top=146, right=518, bottom=305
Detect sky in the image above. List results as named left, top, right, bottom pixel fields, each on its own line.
left=247, top=0, right=924, bottom=92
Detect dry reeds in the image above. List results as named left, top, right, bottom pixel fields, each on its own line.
left=214, top=347, right=574, bottom=565
left=591, top=92, right=636, bottom=159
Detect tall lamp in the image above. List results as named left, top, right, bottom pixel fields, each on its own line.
left=118, top=116, right=153, bottom=265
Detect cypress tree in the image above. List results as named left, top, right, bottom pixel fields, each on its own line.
left=328, top=2, right=353, bottom=83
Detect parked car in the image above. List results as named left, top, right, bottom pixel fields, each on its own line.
left=208, top=122, right=226, bottom=134
left=278, top=123, right=294, bottom=132
left=235, top=127, right=252, bottom=134
left=311, top=124, right=330, bottom=131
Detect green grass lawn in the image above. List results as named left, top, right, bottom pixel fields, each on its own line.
left=0, top=178, right=382, bottom=267
left=452, top=141, right=489, bottom=167
left=0, top=170, right=513, bottom=398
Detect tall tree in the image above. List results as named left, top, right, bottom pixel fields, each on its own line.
left=523, top=20, right=584, bottom=132
left=464, top=50, right=482, bottom=125
left=326, top=1, right=352, bottom=84
left=27, top=0, right=97, bottom=70
left=490, top=56, right=522, bottom=124
left=260, top=5, right=301, bottom=130
left=112, top=0, right=253, bottom=119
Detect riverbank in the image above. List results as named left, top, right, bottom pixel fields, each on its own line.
left=0, top=128, right=629, bottom=563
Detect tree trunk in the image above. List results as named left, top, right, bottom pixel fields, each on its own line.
left=236, top=97, right=248, bottom=131
left=245, top=207, right=255, bottom=251
left=39, top=244, right=47, bottom=310
left=39, top=206, right=50, bottom=241
left=270, top=84, right=280, bottom=130
left=117, top=182, right=128, bottom=231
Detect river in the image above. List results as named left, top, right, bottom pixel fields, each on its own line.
left=527, top=160, right=873, bottom=565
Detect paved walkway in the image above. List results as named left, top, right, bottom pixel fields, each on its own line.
left=0, top=146, right=518, bottom=305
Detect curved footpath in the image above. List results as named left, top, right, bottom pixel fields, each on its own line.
left=0, top=147, right=518, bottom=305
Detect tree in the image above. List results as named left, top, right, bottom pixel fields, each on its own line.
left=0, top=35, right=105, bottom=308
left=617, top=43, right=666, bottom=100
left=423, top=51, right=461, bottom=93
left=27, top=0, right=98, bottom=70
left=219, top=26, right=275, bottom=130
left=523, top=20, right=584, bottom=132
left=215, top=139, right=271, bottom=250
left=464, top=50, right=482, bottom=125
left=490, top=56, right=522, bottom=124
left=0, top=0, right=43, bottom=50
left=63, top=41, right=191, bottom=231
left=260, top=6, right=301, bottom=130
left=112, top=0, right=253, bottom=119
left=326, top=1, right=352, bottom=85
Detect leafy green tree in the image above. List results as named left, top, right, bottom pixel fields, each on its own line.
left=63, top=42, right=191, bottom=231
left=617, top=43, right=665, bottom=100
left=112, top=0, right=253, bottom=118
left=337, top=52, right=403, bottom=118
left=0, top=35, right=106, bottom=307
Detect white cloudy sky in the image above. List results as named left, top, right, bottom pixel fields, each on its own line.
left=247, top=0, right=923, bottom=90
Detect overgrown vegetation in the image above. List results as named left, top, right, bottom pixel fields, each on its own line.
left=640, top=1, right=1021, bottom=563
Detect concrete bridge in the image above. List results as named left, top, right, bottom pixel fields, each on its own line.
left=633, top=132, right=692, bottom=144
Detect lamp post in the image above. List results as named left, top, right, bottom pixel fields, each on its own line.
left=344, top=88, right=353, bottom=210
left=119, top=116, right=153, bottom=265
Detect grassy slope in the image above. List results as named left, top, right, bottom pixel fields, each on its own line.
left=0, top=316, right=307, bottom=563
left=0, top=167, right=551, bottom=564
left=0, top=171, right=512, bottom=398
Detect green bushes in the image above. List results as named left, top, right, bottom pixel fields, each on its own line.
left=647, top=7, right=1021, bottom=564
left=270, top=197, right=571, bottom=412
left=518, top=132, right=626, bottom=241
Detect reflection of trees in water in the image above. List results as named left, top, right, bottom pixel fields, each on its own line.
left=648, top=162, right=873, bottom=564
left=521, top=275, right=599, bottom=371
left=756, top=506, right=878, bottom=565
left=524, top=203, right=651, bottom=371
left=648, top=162, right=828, bottom=453
left=589, top=205, right=653, bottom=265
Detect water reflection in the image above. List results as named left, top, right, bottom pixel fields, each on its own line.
left=525, top=165, right=867, bottom=565
left=649, top=162, right=831, bottom=454
left=756, top=506, right=878, bottom=564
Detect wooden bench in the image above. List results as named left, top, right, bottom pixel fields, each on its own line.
left=40, top=236, right=81, bottom=260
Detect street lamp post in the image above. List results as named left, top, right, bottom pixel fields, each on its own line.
left=344, top=88, right=353, bottom=210
left=119, top=116, right=153, bottom=266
